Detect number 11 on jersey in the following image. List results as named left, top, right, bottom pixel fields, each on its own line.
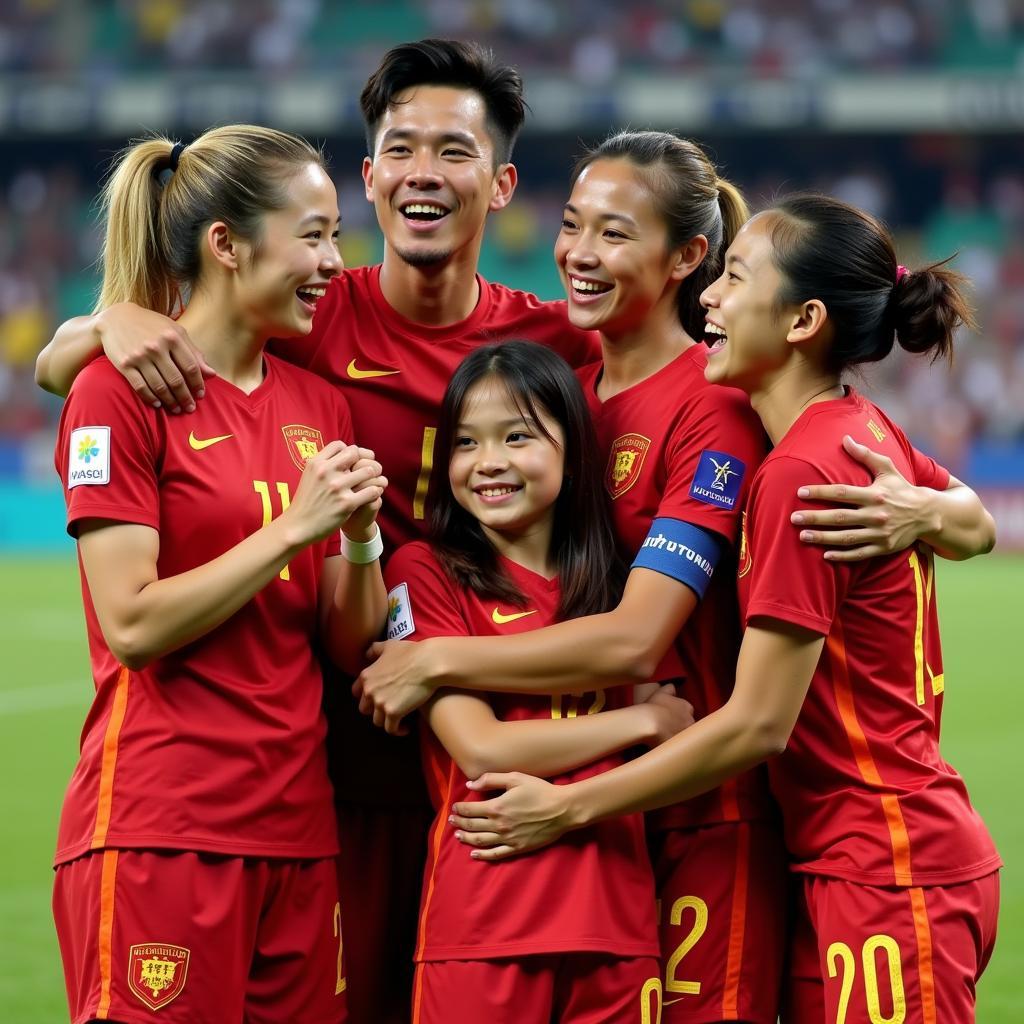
left=254, top=480, right=292, bottom=580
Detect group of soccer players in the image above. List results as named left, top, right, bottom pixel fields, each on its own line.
left=38, top=37, right=999, bottom=1024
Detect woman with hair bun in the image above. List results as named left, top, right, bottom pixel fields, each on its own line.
left=52, top=125, right=387, bottom=1023
left=446, top=194, right=1000, bottom=1024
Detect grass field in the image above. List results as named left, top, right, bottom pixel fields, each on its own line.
left=0, top=554, right=1020, bottom=1022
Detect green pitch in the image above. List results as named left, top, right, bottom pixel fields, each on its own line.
left=1, top=554, right=1020, bottom=1022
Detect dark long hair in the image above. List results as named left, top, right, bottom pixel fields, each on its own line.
left=765, top=193, right=977, bottom=373
left=430, top=341, right=624, bottom=620
left=573, top=130, right=748, bottom=340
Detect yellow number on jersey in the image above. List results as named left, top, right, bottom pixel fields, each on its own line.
left=253, top=479, right=292, bottom=581
left=827, top=935, right=906, bottom=1024
left=550, top=691, right=607, bottom=719
left=413, top=427, right=437, bottom=521
left=664, top=895, right=709, bottom=997
left=908, top=548, right=944, bottom=704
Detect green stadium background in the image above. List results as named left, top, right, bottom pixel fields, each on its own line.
left=1, top=4, right=1020, bottom=1020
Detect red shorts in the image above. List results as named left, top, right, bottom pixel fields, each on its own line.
left=53, top=849, right=346, bottom=1024
left=335, top=801, right=433, bottom=1024
left=413, top=954, right=662, bottom=1024
left=782, top=871, right=1000, bottom=1024
left=649, top=821, right=787, bottom=1023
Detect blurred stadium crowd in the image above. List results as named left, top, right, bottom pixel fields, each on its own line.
left=3, top=0, right=1022, bottom=75
left=1, top=0, right=1022, bottom=486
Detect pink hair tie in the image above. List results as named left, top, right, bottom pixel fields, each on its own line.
left=896, top=264, right=909, bottom=283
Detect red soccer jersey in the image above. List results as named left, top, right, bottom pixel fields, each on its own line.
left=579, top=344, right=774, bottom=830
left=383, top=541, right=658, bottom=961
left=54, top=355, right=352, bottom=864
left=271, top=265, right=599, bottom=550
left=737, top=388, right=1000, bottom=886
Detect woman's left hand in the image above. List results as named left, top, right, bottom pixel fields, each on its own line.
left=449, top=772, right=576, bottom=861
left=791, top=435, right=934, bottom=561
left=353, top=639, right=435, bottom=735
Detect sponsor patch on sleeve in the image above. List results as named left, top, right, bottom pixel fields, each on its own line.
left=68, top=426, right=111, bottom=488
left=689, top=449, right=745, bottom=510
left=386, top=582, right=415, bottom=640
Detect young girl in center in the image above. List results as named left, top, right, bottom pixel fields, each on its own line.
left=383, top=340, right=693, bottom=1024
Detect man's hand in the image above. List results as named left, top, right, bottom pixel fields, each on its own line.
left=792, top=435, right=937, bottom=561
left=99, top=302, right=216, bottom=412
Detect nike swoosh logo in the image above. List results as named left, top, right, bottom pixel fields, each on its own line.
left=188, top=431, right=233, bottom=450
left=491, top=608, right=538, bottom=625
left=663, top=998, right=685, bottom=1006
left=346, top=359, right=400, bottom=380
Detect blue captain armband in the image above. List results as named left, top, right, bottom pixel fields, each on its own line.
left=631, top=518, right=722, bottom=599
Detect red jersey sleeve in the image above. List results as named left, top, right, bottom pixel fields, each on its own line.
left=56, top=360, right=162, bottom=536
left=383, top=542, right=471, bottom=642
left=744, top=456, right=854, bottom=635
left=658, top=387, right=766, bottom=545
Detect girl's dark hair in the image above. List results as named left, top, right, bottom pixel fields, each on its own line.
left=430, top=341, right=624, bottom=620
left=573, top=130, right=748, bottom=340
left=765, top=193, right=977, bottom=373
left=360, top=38, right=527, bottom=166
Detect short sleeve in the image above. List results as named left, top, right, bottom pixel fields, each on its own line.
left=904, top=441, right=950, bottom=492
left=658, top=388, right=767, bottom=545
left=744, top=457, right=851, bottom=636
left=383, top=543, right=471, bottom=643
left=56, top=361, right=161, bottom=537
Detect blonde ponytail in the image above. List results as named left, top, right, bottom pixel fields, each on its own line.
left=94, top=124, right=325, bottom=318
left=95, top=136, right=180, bottom=315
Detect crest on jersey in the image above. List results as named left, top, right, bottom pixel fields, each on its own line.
left=128, top=943, right=190, bottom=1011
left=282, top=424, right=324, bottom=471
left=606, top=433, right=651, bottom=500
left=737, top=511, right=752, bottom=578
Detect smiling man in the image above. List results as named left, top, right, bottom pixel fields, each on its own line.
left=35, top=39, right=597, bottom=1024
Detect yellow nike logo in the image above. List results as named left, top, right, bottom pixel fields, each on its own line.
left=188, top=431, right=233, bottom=451
left=346, top=359, right=400, bottom=380
left=491, top=607, right=538, bottom=625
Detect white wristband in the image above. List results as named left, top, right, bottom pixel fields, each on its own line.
left=341, top=524, right=383, bottom=564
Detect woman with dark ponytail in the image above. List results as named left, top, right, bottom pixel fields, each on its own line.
left=441, top=194, right=999, bottom=1024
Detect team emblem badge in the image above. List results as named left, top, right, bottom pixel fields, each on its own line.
left=606, top=433, right=651, bottom=500
left=737, top=511, right=752, bottom=578
left=128, top=943, right=190, bottom=1011
left=282, top=424, right=324, bottom=471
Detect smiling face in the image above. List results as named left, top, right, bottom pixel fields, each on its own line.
left=700, top=213, right=795, bottom=392
left=554, top=158, right=688, bottom=338
left=233, top=162, right=342, bottom=338
left=448, top=375, right=565, bottom=553
left=362, top=85, right=515, bottom=268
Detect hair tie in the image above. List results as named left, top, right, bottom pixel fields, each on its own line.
left=169, top=141, right=186, bottom=172
left=895, top=264, right=908, bottom=284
